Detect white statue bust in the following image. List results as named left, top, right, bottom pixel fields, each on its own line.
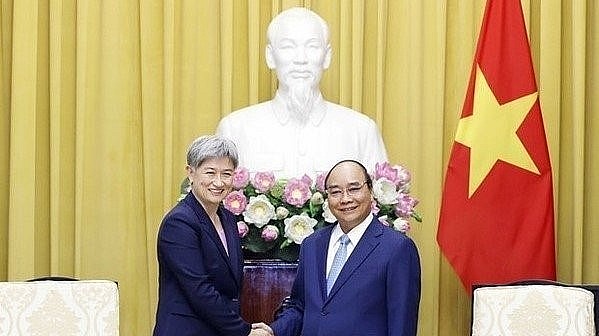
left=216, top=7, right=387, bottom=178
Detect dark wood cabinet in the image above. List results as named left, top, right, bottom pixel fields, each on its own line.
left=241, top=259, right=298, bottom=324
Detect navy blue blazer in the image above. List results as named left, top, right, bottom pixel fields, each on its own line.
left=271, top=217, right=421, bottom=336
left=153, top=192, right=250, bottom=336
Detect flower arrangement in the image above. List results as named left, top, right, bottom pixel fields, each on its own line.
left=180, top=161, right=421, bottom=262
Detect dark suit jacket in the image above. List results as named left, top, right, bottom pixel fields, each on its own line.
left=271, top=217, right=421, bottom=336
left=153, top=192, right=250, bottom=336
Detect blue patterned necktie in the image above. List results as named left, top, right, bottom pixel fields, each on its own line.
left=327, top=234, right=350, bottom=295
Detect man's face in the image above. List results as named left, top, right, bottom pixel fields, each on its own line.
left=267, top=17, right=331, bottom=92
left=325, top=162, right=373, bottom=232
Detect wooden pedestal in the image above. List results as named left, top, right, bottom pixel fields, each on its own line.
left=241, top=259, right=298, bottom=324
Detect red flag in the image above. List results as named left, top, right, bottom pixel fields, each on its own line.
left=436, top=0, right=556, bottom=291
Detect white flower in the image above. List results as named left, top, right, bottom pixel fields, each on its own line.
left=322, top=200, right=337, bottom=223
left=310, top=191, right=325, bottom=205
left=242, top=194, right=276, bottom=228
left=275, top=206, right=290, bottom=219
left=392, top=217, right=411, bottom=233
left=372, top=178, right=400, bottom=205
left=284, top=214, right=318, bottom=244
left=377, top=215, right=391, bottom=226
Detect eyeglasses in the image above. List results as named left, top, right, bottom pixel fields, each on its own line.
left=326, top=181, right=368, bottom=199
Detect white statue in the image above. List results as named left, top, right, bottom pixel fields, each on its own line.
left=216, top=7, right=387, bottom=178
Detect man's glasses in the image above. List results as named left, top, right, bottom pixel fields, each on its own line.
left=326, top=181, right=368, bottom=199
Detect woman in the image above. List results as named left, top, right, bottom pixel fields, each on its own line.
left=153, top=135, right=271, bottom=336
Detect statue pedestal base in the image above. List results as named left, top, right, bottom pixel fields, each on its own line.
left=241, top=259, right=298, bottom=324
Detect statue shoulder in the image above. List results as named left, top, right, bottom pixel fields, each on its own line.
left=324, top=101, right=378, bottom=126
left=218, top=101, right=273, bottom=125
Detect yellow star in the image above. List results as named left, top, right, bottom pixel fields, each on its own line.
left=455, top=65, right=539, bottom=197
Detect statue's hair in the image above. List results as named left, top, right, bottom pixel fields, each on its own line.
left=267, top=7, right=330, bottom=45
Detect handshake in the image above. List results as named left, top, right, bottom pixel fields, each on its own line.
left=250, top=322, right=274, bottom=336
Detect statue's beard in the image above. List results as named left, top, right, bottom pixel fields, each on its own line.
left=287, top=83, right=317, bottom=124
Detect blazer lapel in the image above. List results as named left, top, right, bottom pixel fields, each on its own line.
left=325, top=218, right=382, bottom=302
left=222, top=210, right=243, bottom=287
left=184, top=193, right=238, bottom=285
left=316, top=226, right=334, bottom=301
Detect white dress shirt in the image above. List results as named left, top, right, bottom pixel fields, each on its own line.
left=326, top=214, right=373, bottom=277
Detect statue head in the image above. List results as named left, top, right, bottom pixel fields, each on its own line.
left=266, top=7, right=332, bottom=95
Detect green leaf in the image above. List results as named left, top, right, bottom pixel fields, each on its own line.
left=244, top=185, right=258, bottom=197
left=411, top=211, right=423, bottom=222
left=242, top=227, right=277, bottom=253
left=276, top=243, right=300, bottom=262
left=315, top=219, right=331, bottom=230
left=308, top=201, right=322, bottom=217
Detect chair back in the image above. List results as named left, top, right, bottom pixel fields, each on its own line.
left=472, top=283, right=596, bottom=336
left=0, top=279, right=119, bottom=335
left=508, top=280, right=599, bottom=332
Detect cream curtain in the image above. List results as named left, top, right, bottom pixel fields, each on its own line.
left=1, top=0, right=597, bottom=335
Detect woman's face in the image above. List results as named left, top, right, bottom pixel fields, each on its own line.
left=187, top=157, right=235, bottom=208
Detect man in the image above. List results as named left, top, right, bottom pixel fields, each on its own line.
left=216, top=7, right=387, bottom=179
left=269, top=160, right=421, bottom=335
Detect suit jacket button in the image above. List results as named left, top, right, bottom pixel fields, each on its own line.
left=320, top=311, right=327, bottom=316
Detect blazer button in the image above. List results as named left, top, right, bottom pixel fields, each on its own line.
left=320, top=310, right=327, bottom=316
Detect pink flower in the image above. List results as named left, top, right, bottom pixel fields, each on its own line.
left=237, top=221, right=249, bottom=238
left=261, top=225, right=279, bottom=242
left=283, top=178, right=312, bottom=207
left=394, top=165, right=411, bottom=185
left=371, top=200, right=380, bottom=215
left=300, top=174, right=313, bottom=187
left=394, top=193, right=419, bottom=218
left=251, top=171, right=276, bottom=193
left=374, top=161, right=400, bottom=184
left=315, top=172, right=327, bottom=192
left=375, top=161, right=412, bottom=191
left=223, top=190, right=247, bottom=215
left=232, top=167, right=250, bottom=189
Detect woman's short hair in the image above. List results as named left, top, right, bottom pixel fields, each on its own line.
left=186, top=135, right=239, bottom=169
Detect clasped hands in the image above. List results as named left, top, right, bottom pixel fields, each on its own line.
left=250, top=322, right=273, bottom=336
